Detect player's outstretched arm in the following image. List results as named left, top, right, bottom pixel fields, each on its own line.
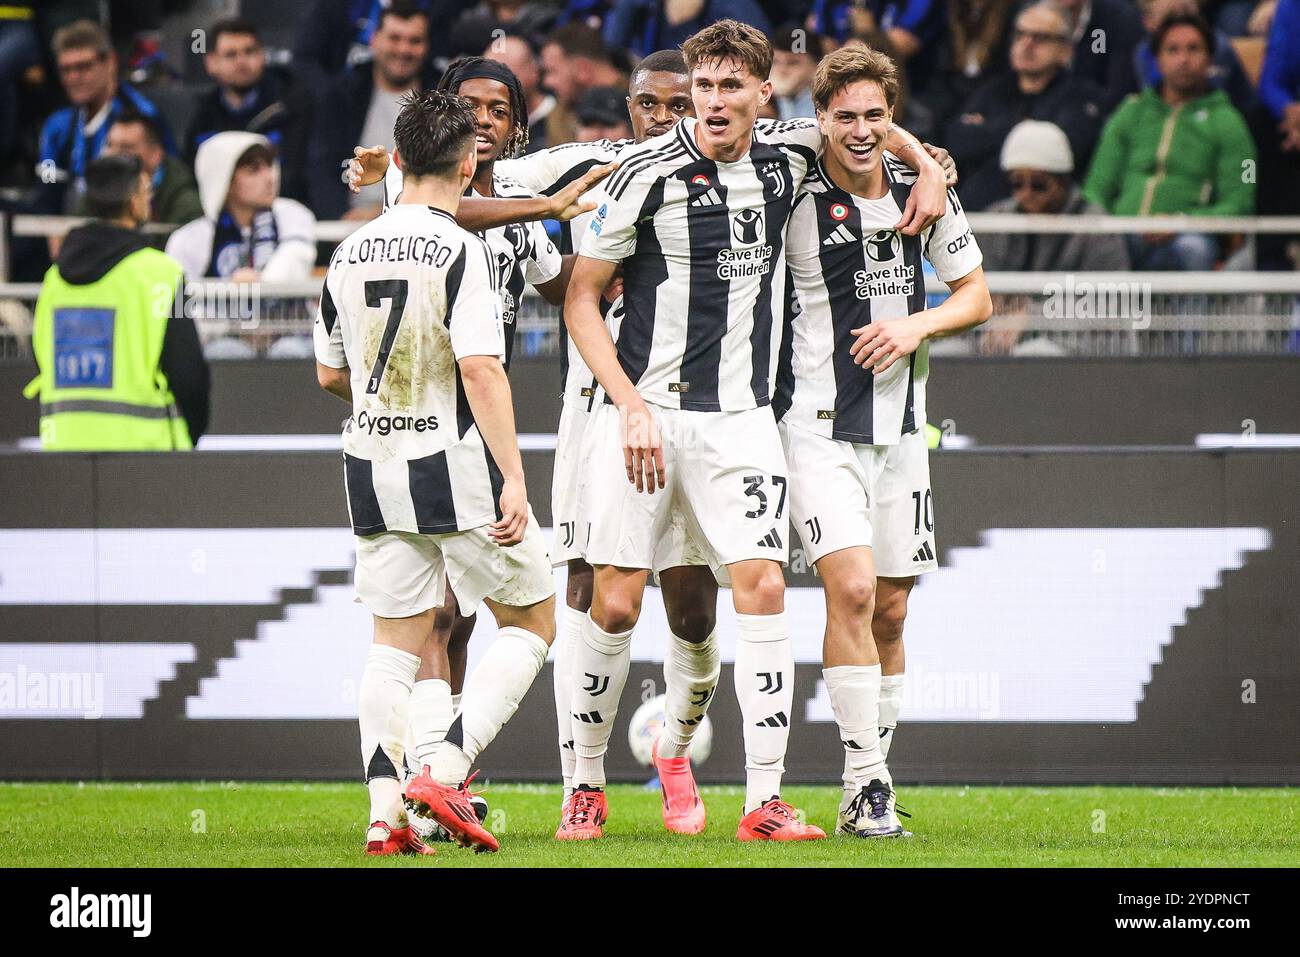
left=565, top=254, right=665, bottom=494
left=345, top=144, right=615, bottom=229
left=458, top=355, right=528, bottom=546
left=458, top=162, right=617, bottom=231
left=850, top=266, right=992, bottom=374
left=316, top=362, right=352, bottom=403
left=885, top=124, right=948, bottom=236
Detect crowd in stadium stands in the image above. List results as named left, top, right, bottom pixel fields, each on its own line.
left=2, top=0, right=1299, bottom=282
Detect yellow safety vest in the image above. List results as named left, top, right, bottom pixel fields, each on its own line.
left=25, top=247, right=192, bottom=450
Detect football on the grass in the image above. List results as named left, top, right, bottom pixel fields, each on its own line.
left=627, top=693, right=713, bottom=767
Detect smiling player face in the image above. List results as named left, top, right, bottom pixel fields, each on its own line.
left=457, top=77, right=514, bottom=163
left=819, top=79, right=893, bottom=187
left=691, top=56, right=771, bottom=159
left=627, top=69, right=693, bottom=142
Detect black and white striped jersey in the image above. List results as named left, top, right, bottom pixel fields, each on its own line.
left=579, top=116, right=821, bottom=412
left=775, top=156, right=982, bottom=445
left=383, top=165, right=560, bottom=369
left=313, top=204, right=508, bottom=536
left=498, top=138, right=628, bottom=406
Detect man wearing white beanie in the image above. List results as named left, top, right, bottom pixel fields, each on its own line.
left=981, top=119, right=1130, bottom=273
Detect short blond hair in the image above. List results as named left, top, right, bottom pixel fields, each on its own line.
left=812, top=44, right=899, bottom=113
left=53, top=19, right=111, bottom=58
left=682, top=19, right=772, bottom=81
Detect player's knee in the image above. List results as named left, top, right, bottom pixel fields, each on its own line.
left=431, top=602, right=457, bottom=637
left=668, top=606, right=716, bottom=643
left=740, top=565, right=785, bottom=613
left=873, top=591, right=908, bottom=645
left=566, top=562, right=594, bottom=611
left=830, top=574, right=876, bottom=623
left=592, top=590, right=642, bottom=633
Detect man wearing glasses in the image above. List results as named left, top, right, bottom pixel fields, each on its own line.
left=943, top=1, right=1106, bottom=211
left=978, top=119, right=1130, bottom=354
left=37, top=20, right=176, bottom=214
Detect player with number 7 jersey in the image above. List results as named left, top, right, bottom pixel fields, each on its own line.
left=314, top=90, right=556, bottom=855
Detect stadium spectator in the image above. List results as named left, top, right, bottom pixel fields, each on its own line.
left=184, top=18, right=312, bottom=205
left=450, top=1, right=562, bottom=55
left=602, top=0, right=772, bottom=59
left=28, top=154, right=209, bottom=450
left=555, top=0, right=616, bottom=29
left=539, top=23, right=625, bottom=145
left=307, top=1, right=429, bottom=220
left=1135, top=0, right=1257, bottom=112
left=1259, top=0, right=1300, bottom=143
left=77, top=111, right=202, bottom=226
left=484, top=33, right=559, bottom=152
left=37, top=20, right=176, bottom=213
left=982, top=120, right=1131, bottom=271
left=166, top=132, right=316, bottom=284
left=1084, top=12, right=1256, bottom=270
left=905, top=0, right=1019, bottom=134
left=944, top=2, right=1107, bottom=210
left=292, top=0, right=448, bottom=87
left=771, top=24, right=818, bottom=119
left=1254, top=0, right=1300, bottom=268
left=1055, top=0, right=1145, bottom=100
left=0, top=3, right=39, bottom=160
left=806, top=0, right=945, bottom=67
left=575, top=85, right=632, bottom=141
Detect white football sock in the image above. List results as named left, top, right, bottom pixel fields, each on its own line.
left=358, top=644, right=419, bottom=825
left=825, top=664, right=887, bottom=791
left=734, top=612, right=793, bottom=813
left=569, top=613, right=633, bottom=789
left=553, top=605, right=584, bottom=789
left=408, top=678, right=453, bottom=770
left=451, top=692, right=462, bottom=717
left=879, top=673, right=905, bottom=760
left=659, top=629, right=720, bottom=760
left=427, top=627, right=549, bottom=786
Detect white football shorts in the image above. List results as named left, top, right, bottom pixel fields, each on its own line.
left=580, top=402, right=790, bottom=574
left=354, top=507, right=555, bottom=618
left=781, top=421, right=937, bottom=577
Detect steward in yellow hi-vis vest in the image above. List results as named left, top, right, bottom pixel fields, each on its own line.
left=25, top=155, right=209, bottom=450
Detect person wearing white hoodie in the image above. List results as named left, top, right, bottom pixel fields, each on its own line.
left=166, top=131, right=316, bottom=284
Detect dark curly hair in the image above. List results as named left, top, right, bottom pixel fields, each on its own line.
left=437, top=56, right=530, bottom=158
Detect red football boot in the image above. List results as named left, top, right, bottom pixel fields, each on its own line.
left=653, top=745, right=707, bottom=835
left=736, top=798, right=827, bottom=842
left=405, top=768, right=499, bottom=853
left=554, top=787, right=608, bottom=840
left=364, top=821, right=436, bottom=856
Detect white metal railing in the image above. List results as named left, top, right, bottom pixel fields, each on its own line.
left=1, top=274, right=1298, bottom=360
left=9, top=212, right=1300, bottom=244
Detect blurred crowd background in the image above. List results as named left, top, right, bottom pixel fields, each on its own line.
left=1, top=0, right=1298, bottom=282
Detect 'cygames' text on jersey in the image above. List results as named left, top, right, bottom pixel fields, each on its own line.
left=314, top=204, right=507, bottom=536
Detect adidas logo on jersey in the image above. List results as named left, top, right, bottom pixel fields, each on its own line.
left=912, top=541, right=935, bottom=563
left=690, top=187, right=722, bottom=207
left=822, top=223, right=856, bottom=246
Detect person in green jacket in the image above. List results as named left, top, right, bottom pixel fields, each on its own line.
left=1083, top=11, right=1256, bottom=270
left=26, top=154, right=209, bottom=451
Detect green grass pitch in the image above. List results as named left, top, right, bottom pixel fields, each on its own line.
left=2, top=782, right=1295, bottom=867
